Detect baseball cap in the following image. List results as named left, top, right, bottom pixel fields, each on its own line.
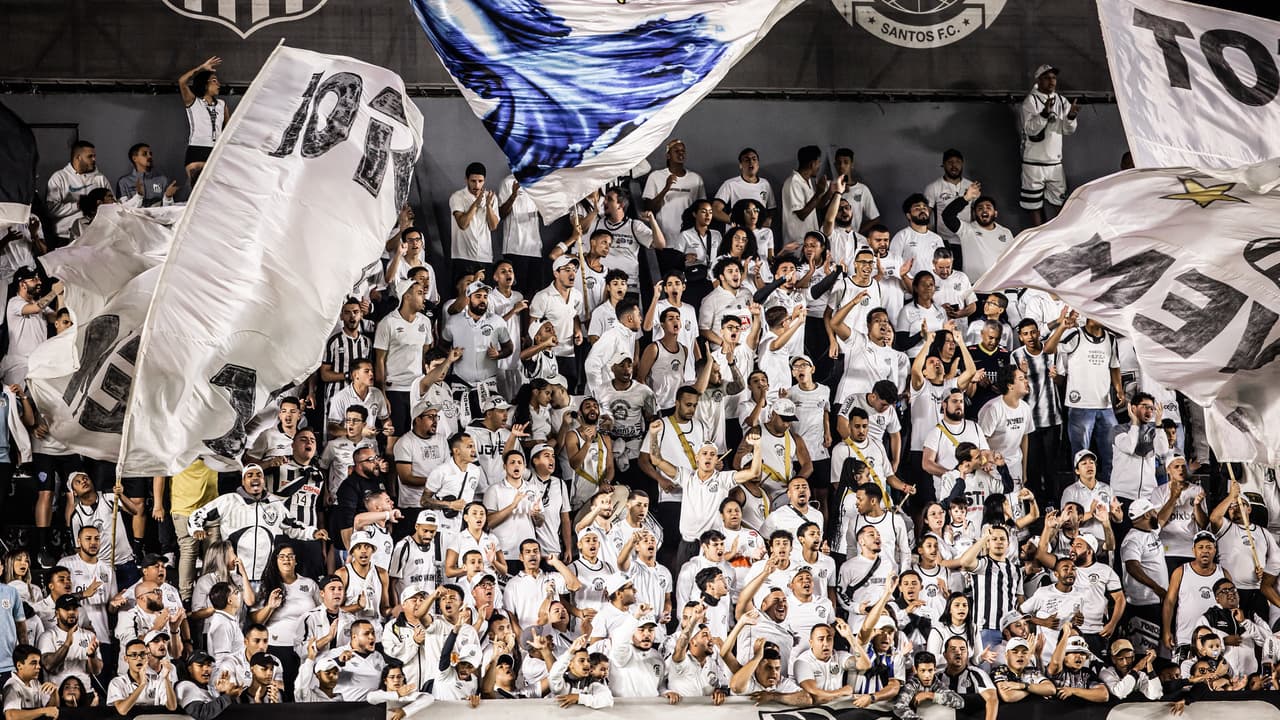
left=144, top=630, right=170, bottom=644
left=250, top=651, right=278, bottom=668
left=483, top=397, right=511, bottom=413
left=399, top=584, right=428, bottom=604
left=637, top=614, right=659, bottom=627
left=1080, top=533, right=1098, bottom=553
left=789, top=355, right=813, bottom=368
left=545, top=373, right=569, bottom=388
left=552, top=256, right=578, bottom=272
left=55, top=595, right=81, bottom=611
left=999, top=610, right=1028, bottom=631
left=770, top=398, right=799, bottom=422
left=495, top=653, right=516, bottom=666
left=320, top=574, right=345, bottom=590
left=1193, top=530, right=1218, bottom=545
left=1073, top=449, right=1097, bottom=467
left=1110, top=638, right=1135, bottom=656
left=610, top=350, right=633, bottom=367
left=466, top=280, right=490, bottom=297
left=475, top=573, right=497, bottom=587
left=415, top=510, right=440, bottom=526
left=1063, top=636, right=1090, bottom=655
left=187, top=651, right=215, bottom=665
left=1128, top=498, right=1156, bottom=519
left=874, top=614, right=897, bottom=630
left=1165, top=450, right=1187, bottom=467
left=12, top=267, right=38, bottom=283
left=315, top=657, right=340, bottom=673
left=1034, top=64, right=1060, bottom=79
left=530, top=443, right=554, bottom=459
left=604, top=574, right=632, bottom=596
left=1007, top=637, right=1031, bottom=652
left=348, top=530, right=377, bottom=549
left=413, top=399, right=441, bottom=418
left=793, top=565, right=813, bottom=577
left=455, top=644, right=483, bottom=667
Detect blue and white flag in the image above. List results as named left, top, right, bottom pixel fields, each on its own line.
left=412, top=0, right=801, bottom=219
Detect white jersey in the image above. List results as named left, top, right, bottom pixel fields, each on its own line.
left=645, top=341, right=687, bottom=411
left=185, top=98, right=227, bottom=148
left=69, top=493, right=135, bottom=567
left=714, top=175, right=775, bottom=211
left=594, top=217, right=653, bottom=294
left=342, top=563, right=384, bottom=623
left=388, top=537, right=443, bottom=592
left=923, top=176, right=972, bottom=245
left=1174, top=564, right=1225, bottom=646
left=977, top=397, right=1033, bottom=480
left=643, top=168, right=705, bottom=252
left=889, top=227, right=944, bottom=278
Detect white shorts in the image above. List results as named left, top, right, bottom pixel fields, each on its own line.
left=1020, top=163, right=1067, bottom=210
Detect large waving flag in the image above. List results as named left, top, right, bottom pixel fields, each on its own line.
left=412, top=0, right=801, bottom=219
left=1097, top=0, right=1280, bottom=191
left=116, top=46, right=422, bottom=475
left=976, top=165, right=1280, bottom=465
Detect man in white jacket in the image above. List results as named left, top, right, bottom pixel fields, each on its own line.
left=1019, top=64, right=1079, bottom=226
left=46, top=141, right=110, bottom=238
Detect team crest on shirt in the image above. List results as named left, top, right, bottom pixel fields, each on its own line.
left=481, top=325, right=493, bottom=337
left=262, top=508, right=279, bottom=525
left=1200, top=587, right=1212, bottom=599
left=834, top=0, right=1008, bottom=49
left=0, top=598, right=10, bottom=610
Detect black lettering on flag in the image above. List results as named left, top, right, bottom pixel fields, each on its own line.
left=1222, top=301, right=1280, bottom=374
left=1200, top=29, right=1279, bottom=106
left=301, top=72, right=362, bottom=158
left=1133, top=9, right=1194, bottom=89
left=1244, top=237, right=1280, bottom=289
left=203, top=364, right=258, bottom=457
left=62, top=315, right=140, bottom=434
left=269, top=72, right=323, bottom=158
left=1032, top=235, right=1175, bottom=309
left=1133, top=269, right=1245, bottom=357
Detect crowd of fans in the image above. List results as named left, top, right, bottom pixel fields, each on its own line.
left=1, top=57, right=1274, bottom=720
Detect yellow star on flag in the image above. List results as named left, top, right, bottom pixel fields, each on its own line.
left=1161, top=178, right=1246, bottom=208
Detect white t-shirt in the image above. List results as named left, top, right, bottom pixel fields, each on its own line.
left=5, top=296, right=48, bottom=360
left=715, top=175, right=776, bottom=212
left=1056, top=329, right=1119, bottom=409
left=497, top=175, right=541, bottom=257
left=643, top=169, right=705, bottom=247
left=889, top=227, right=944, bottom=278
left=788, top=384, right=831, bottom=462
left=673, top=468, right=737, bottom=543
left=393, top=430, right=448, bottom=508
left=373, top=311, right=431, bottom=391
left=839, top=181, right=879, bottom=231
left=1120, top=528, right=1168, bottom=607
left=923, top=176, right=972, bottom=245
left=781, top=170, right=817, bottom=246
left=448, top=187, right=495, bottom=263
left=977, top=397, right=1033, bottom=480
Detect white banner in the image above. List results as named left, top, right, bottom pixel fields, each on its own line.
left=976, top=167, right=1280, bottom=465
left=119, top=46, right=423, bottom=475
left=40, top=203, right=180, bottom=322
left=1098, top=0, right=1280, bottom=190
left=27, top=268, right=160, bottom=463
left=412, top=0, right=802, bottom=220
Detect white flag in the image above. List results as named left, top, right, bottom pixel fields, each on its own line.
left=119, top=46, right=423, bottom=475
left=976, top=167, right=1280, bottom=465
left=26, top=205, right=180, bottom=461
left=1098, top=0, right=1280, bottom=190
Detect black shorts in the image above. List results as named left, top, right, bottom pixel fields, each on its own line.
left=184, top=145, right=213, bottom=165
left=120, top=477, right=150, bottom=499
left=32, top=453, right=82, bottom=493
left=387, top=390, right=411, bottom=437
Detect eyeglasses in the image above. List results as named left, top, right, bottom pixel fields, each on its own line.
left=125, top=652, right=147, bottom=659
left=1217, top=587, right=1238, bottom=594
left=1136, top=404, right=1156, bottom=411
left=277, top=554, right=296, bottom=560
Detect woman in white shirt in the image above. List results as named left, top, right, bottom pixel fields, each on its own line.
left=177, top=57, right=229, bottom=173
left=251, top=543, right=319, bottom=701
left=446, top=503, right=507, bottom=580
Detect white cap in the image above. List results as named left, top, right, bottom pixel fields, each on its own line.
left=315, top=657, right=340, bottom=673
left=483, top=397, right=511, bottom=413
left=1080, top=533, right=1098, bottom=553
left=455, top=643, right=483, bottom=666
left=415, top=510, right=440, bottom=526
left=1007, top=637, right=1031, bottom=652
left=545, top=373, right=568, bottom=387
left=1128, top=497, right=1156, bottom=519
left=144, top=629, right=170, bottom=644
left=348, top=530, right=377, bottom=549
left=604, top=574, right=632, bottom=596
left=1073, top=449, right=1097, bottom=467
left=610, top=350, right=633, bottom=367
left=530, top=443, right=554, bottom=459
left=1063, top=636, right=1090, bottom=655
left=552, top=256, right=578, bottom=272
left=770, top=398, right=798, bottom=421
left=399, top=584, right=428, bottom=604
left=1034, top=63, right=1059, bottom=79
left=466, top=280, right=491, bottom=297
